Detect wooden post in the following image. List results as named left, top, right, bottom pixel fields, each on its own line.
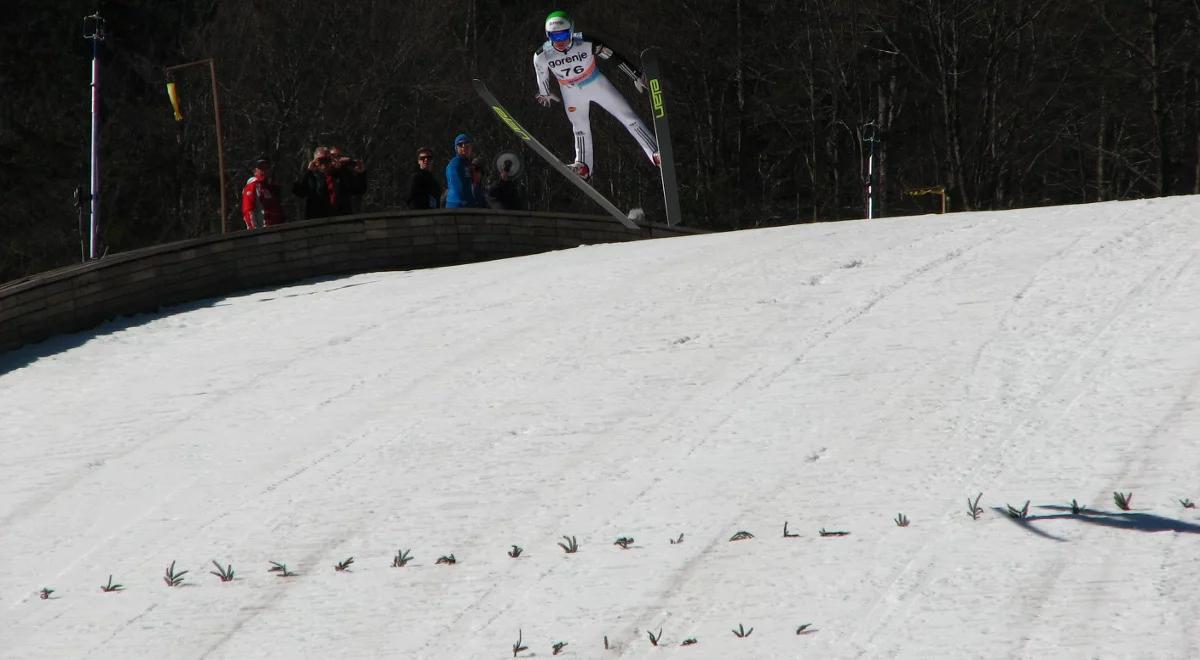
left=904, top=186, right=948, bottom=215
left=164, top=58, right=228, bottom=234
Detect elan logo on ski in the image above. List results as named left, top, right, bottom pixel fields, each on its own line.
left=489, top=106, right=532, bottom=142
left=650, top=79, right=665, bottom=119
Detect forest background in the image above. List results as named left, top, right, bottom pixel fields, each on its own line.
left=2, top=0, right=1198, bottom=283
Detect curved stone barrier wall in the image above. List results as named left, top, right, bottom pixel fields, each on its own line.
left=0, top=209, right=704, bottom=355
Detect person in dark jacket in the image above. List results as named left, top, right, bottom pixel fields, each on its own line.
left=329, top=145, right=368, bottom=212
left=292, top=146, right=368, bottom=219
left=486, top=156, right=525, bottom=210
left=444, top=133, right=486, bottom=208
left=406, top=147, right=442, bottom=209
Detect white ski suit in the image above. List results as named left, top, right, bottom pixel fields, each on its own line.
left=533, top=34, right=658, bottom=176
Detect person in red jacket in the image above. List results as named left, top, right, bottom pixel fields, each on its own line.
left=241, top=158, right=286, bottom=229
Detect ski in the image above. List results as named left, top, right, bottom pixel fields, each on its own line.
left=472, top=78, right=641, bottom=230
left=640, top=48, right=683, bottom=227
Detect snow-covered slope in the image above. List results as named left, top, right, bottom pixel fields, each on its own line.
left=2, top=197, right=1199, bottom=659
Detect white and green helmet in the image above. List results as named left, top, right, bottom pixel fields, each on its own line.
left=545, top=10, right=573, bottom=43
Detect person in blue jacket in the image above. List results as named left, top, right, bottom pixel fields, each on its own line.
left=445, top=133, right=486, bottom=208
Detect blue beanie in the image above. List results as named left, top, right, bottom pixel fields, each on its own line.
left=454, top=133, right=472, bottom=146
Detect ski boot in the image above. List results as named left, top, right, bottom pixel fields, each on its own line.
left=569, top=161, right=591, bottom=183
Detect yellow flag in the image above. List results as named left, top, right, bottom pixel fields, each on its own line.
left=166, top=82, right=183, bottom=121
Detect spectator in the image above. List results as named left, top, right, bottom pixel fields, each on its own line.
left=241, top=157, right=286, bottom=229
left=292, top=146, right=366, bottom=219
left=486, top=156, right=525, bottom=210
left=444, top=133, right=486, bottom=208
left=470, top=157, right=487, bottom=201
left=406, top=147, right=442, bottom=209
left=329, top=145, right=368, bottom=211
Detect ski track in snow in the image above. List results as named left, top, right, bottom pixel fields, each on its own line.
left=842, top=203, right=1200, bottom=658
left=1, top=197, right=1199, bottom=659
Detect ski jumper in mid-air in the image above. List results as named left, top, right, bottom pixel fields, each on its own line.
left=533, top=10, right=659, bottom=181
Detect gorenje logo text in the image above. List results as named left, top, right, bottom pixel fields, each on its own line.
left=548, top=52, right=589, bottom=69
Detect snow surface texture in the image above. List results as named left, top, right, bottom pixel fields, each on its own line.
left=2, top=197, right=1199, bottom=659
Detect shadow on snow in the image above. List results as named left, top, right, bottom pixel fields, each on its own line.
left=0, top=277, right=378, bottom=376
left=995, top=504, right=1200, bottom=541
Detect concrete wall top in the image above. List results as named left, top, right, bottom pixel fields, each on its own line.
left=0, top=209, right=706, bottom=360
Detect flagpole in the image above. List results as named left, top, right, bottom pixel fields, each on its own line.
left=84, top=12, right=106, bottom=259
left=862, top=121, right=880, bottom=220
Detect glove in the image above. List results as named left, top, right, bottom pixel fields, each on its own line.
left=535, top=94, right=559, bottom=107
left=633, top=76, right=648, bottom=94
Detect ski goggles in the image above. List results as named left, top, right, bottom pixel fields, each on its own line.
left=548, top=29, right=572, bottom=43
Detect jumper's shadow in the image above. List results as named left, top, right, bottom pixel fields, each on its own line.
left=1039, top=505, right=1200, bottom=534
left=991, top=507, right=1068, bottom=542
left=995, top=505, right=1200, bottom=541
